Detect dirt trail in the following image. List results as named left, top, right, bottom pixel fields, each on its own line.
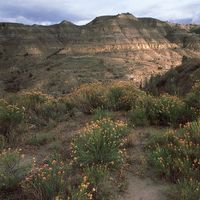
left=119, top=174, right=168, bottom=200
left=118, top=128, right=169, bottom=200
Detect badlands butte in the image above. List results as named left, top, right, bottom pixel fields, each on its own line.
left=0, top=13, right=200, bottom=96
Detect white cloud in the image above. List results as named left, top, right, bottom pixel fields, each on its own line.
left=192, top=11, right=200, bottom=24
left=0, top=0, right=200, bottom=25
left=74, top=19, right=92, bottom=26
left=0, top=15, right=52, bottom=25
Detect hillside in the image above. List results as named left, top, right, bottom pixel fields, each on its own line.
left=0, top=13, right=200, bottom=96
left=145, top=57, right=200, bottom=95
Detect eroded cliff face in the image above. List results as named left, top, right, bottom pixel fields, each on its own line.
left=0, top=13, right=180, bottom=56
left=0, top=13, right=200, bottom=96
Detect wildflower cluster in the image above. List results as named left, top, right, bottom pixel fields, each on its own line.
left=148, top=94, right=186, bottom=126
left=71, top=82, right=106, bottom=114
left=185, top=80, right=200, bottom=118
left=148, top=119, right=200, bottom=199
left=106, top=81, right=145, bottom=111
left=0, top=100, right=24, bottom=140
left=71, top=81, right=146, bottom=113
left=72, top=162, right=111, bottom=199
left=175, top=178, right=200, bottom=200
left=23, top=159, right=68, bottom=200
left=21, top=91, right=53, bottom=109
left=76, top=175, right=94, bottom=200
left=92, top=108, right=113, bottom=121
left=8, top=91, right=73, bottom=127
left=70, top=81, right=200, bottom=129
left=129, top=93, right=190, bottom=127
left=0, top=148, right=28, bottom=190
left=71, top=118, right=128, bottom=168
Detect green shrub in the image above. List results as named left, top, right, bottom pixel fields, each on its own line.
left=148, top=120, right=200, bottom=181
left=70, top=166, right=111, bottom=200
left=71, top=81, right=146, bottom=113
left=128, top=94, right=187, bottom=127
left=144, top=70, right=180, bottom=96
left=7, top=91, right=48, bottom=112
left=72, top=82, right=106, bottom=114
left=18, top=91, right=49, bottom=111
left=106, top=81, right=145, bottom=111
left=147, top=119, right=200, bottom=199
left=34, top=100, right=73, bottom=126
left=23, top=158, right=69, bottom=200
left=27, top=133, right=55, bottom=146
left=92, top=108, right=113, bottom=121
left=8, top=92, right=74, bottom=127
left=0, top=148, right=29, bottom=191
left=70, top=175, right=93, bottom=200
left=71, top=118, right=128, bottom=168
left=47, top=141, right=63, bottom=152
left=128, top=105, right=149, bottom=126
left=0, top=100, right=24, bottom=141
left=82, top=165, right=111, bottom=200
left=56, top=97, right=74, bottom=117
left=171, top=178, right=200, bottom=200
left=36, top=98, right=74, bottom=123
left=83, top=165, right=109, bottom=187
left=0, top=135, right=5, bottom=150
left=106, top=85, right=124, bottom=111
left=150, top=94, right=186, bottom=126
left=185, top=81, right=200, bottom=118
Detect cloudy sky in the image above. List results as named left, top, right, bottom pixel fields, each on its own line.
left=0, top=0, right=200, bottom=25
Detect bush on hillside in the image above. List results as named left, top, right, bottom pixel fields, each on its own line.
left=0, top=135, right=5, bottom=150
left=147, top=119, right=200, bottom=199
left=92, top=108, right=113, bottom=121
left=23, top=158, right=70, bottom=200
left=106, top=81, right=146, bottom=111
left=144, top=70, right=180, bottom=96
left=0, top=148, right=29, bottom=191
left=71, top=81, right=146, bottom=113
left=129, top=94, right=188, bottom=127
left=185, top=81, right=200, bottom=118
left=128, top=105, right=149, bottom=126
left=0, top=100, right=24, bottom=141
left=148, top=94, right=186, bottom=126
left=71, top=118, right=128, bottom=168
left=81, top=165, right=111, bottom=200
left=8, top=91, right=74, bottom=127
left=26, top=132, right=56, bottom=146
left=71, top=82, right=106, bottom=114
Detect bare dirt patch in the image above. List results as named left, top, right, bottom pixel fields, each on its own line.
left=118, top=127, right=169, bottom=200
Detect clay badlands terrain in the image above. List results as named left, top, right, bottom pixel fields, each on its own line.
left=0, top=13, right=200, bottom=96
left=0, top=13, right=200, bottom=200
